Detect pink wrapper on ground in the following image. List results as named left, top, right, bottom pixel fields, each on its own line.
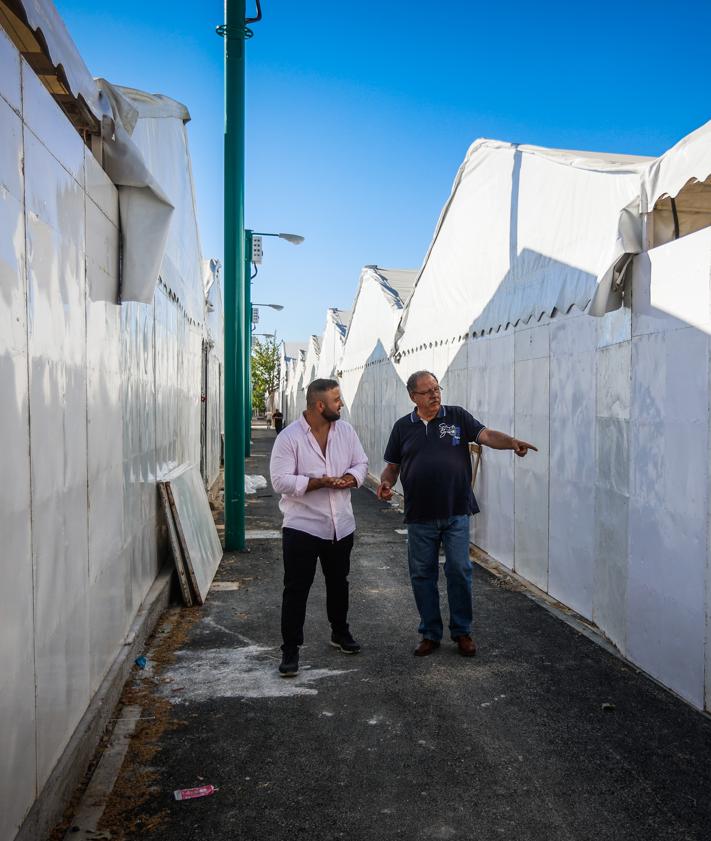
left=173, top=784, right=217, bottom=801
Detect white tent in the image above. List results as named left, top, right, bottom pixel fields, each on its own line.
left=301, top=335, right=321, bottom=394
left=338, top=266, right=417, bottom=473
left=641, top=119, right=711, bottom=245
left=396, top=139, right=651, bottom=352
left=278, top=340, right=305, bottom=419
left=341, top=266, right=416, bottom=373
left=315, top=308, right=351, bottom=379
left=336, top=124, right=711, bottom=715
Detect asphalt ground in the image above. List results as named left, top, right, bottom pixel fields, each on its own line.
left=81, top=427, right=711, bottom=841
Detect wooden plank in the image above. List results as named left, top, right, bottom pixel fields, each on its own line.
left=469, top=442, right=482, bottom=487
left=164, top=464, right=222, bottom=605
left=158, top=482, right=193, bottom=607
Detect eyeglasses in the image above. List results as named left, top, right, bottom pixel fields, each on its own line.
left=412, top=386, right=443, bottom=397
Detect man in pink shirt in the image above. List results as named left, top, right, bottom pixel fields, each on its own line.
left=269, top=378, right=368, bottom=676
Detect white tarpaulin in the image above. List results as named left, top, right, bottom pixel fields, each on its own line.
left=396, top=140, right=651, bottom=348
left=592, top=121, right=711, bottom=312
left=97, top=81, right=176, bottom=306
left=638, top=119, right=711, bottom=250
left=641, top=119, right=711, bottom=214
left=3, top=0, right=104, bottom=120
left=5, top=2, right=177, bottom=306
left=315, top=308, right=351, bottom=378
left=116, top=86, right=204, bottom=319
left=343, top=266, right=416, bottom=367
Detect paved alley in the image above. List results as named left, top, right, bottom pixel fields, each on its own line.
left=82, top=428, right=711, bottom=841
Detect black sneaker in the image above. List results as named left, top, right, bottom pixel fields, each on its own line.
left=330, top=631, right=361, bottom=654
left=278, top=648, right=299, bottom=676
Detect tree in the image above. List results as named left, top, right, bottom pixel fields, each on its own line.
left=251, top=335, right=280, bottom=413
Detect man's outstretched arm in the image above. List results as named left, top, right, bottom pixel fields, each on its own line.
left=478, top=428, right=537, bottom=457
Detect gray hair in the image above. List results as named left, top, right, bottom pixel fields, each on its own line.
left=406, top=370, right=438, bottom=395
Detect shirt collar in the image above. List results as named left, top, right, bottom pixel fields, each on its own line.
left=298, top=413, right=338, bottom=433
left=410, top=405, right=446, bottom=422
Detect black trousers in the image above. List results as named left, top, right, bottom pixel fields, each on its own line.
left=281, top=527, right=354, bottom=651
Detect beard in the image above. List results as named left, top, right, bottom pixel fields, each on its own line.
left=322, top=407, right=341, bottom=422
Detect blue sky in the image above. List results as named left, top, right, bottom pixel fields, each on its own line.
left=59, top=0, right=711, bottom=342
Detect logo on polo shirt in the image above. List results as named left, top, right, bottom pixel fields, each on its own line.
left=439, top=423, right=461, bottom=445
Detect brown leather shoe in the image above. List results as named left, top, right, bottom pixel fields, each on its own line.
left=454, top=635, right=477, bottom=657
left=414, top=638, right=440, bottom=657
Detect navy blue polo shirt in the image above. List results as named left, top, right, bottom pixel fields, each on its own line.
left=383, top=405, right=485, bottom=524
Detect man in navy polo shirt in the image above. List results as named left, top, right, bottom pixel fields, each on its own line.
left=377, top=371, right=537, bottom=657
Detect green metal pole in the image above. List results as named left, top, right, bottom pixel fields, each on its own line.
left=244, top=229, right=252, bottom=456
left=223, top=0, right=246, bottom=551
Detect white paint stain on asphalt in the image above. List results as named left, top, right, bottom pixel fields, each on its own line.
left=480, top=693, right=508, bottom=708
left=161, top=646, right=355, bottom=702
left=245, top=529, right=281, bottom=539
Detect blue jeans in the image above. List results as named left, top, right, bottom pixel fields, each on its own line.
left=407, top=515, right=473, bottom=641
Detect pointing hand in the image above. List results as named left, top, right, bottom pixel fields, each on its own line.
left=512, top=439, right=538, bottom=457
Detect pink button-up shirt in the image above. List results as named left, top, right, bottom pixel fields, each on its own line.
left=269, top=415, right=369, bottom=540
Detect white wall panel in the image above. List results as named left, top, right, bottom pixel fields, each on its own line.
left=205, top=352, right=223, bottom=487
left=597, top=301, right=631, bottom=349
left=647, top=228, right=711, bottom=333
left=632, top=252, right=690, bottom=338
left=184, top=323, right=203, bottom=468
left=24, top=124, right=91, bottom=787
left=22, top=63, right=84, bottom=188
left=628, top=328, right=708, bottom=708
left=439, top=339, right=468, bottom=407
left=1, top=37, right=217, bottom=837
left=85, top=188, right=129, bottom=693
left=548, top=314, right=596, bottom=619
left=0, top=92, right=36, bottom=841
left=85, top=151, right=119, bottom=229
left=470, top=332, right=515, bottom=568
left=514, top=324, right=550, bottom=589
left=121, top=301, right=158, bottom=616
left=155, top=288, right=179, bottom=477
left=0, top=26, right=20, bottom=113
left=593, top=341, right=631, bottom=650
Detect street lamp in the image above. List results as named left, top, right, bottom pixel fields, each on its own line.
left=253, top=232, right=304, bottom=245
left=243, top=230, right=303, bottom=456
left=251, top=302, right=283, bottom=331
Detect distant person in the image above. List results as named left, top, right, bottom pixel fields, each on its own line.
left=273, top=409, right=284, bottom=434
left=270, top=379, right=368, bottom=676
left=377, top=371, right=537, bottom=658
left=266, top=410, right=273, bottom=429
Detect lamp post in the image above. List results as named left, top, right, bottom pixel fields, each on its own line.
left=221, top=0, right=261, bottom=552
left=222, top=0, right=247, bottom=551
left=244, top=229, right=302, bottom=455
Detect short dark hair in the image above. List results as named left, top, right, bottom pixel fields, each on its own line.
left=306, top=378, right=339, bottom=407
left=407, top=370, right=438, bottom=395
